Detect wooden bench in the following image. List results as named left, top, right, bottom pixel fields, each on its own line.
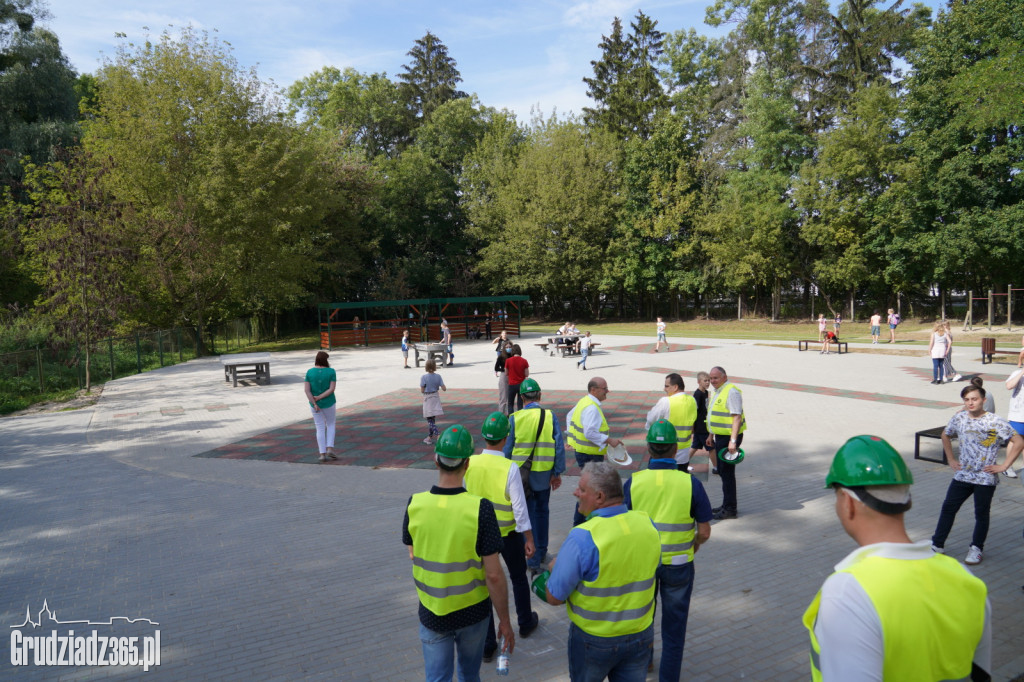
left=220, top=353, right=271, bottom=387
left=798, top=339, right=848, bottom=354
left=915, top=426, right=1009, bottom=464
left=981, top=337, right=1021, bottom=364
left=411, top=343, right=448, bottom=368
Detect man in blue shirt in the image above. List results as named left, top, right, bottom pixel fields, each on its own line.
left=624, top=420, right=713, bottom=682
left=503, top=378, right=566, bottom=577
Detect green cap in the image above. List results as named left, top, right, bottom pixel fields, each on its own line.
left=481, top=412, right=510, bottom=441
left=825, top=435, right=913, bottom=489
left=435, top=424, right=474, bottom=459
left=647, top=419, right=677, bottom=444
left=519, top=378, right=541, bottom=395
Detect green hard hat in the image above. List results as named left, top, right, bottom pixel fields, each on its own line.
left=481, top=412, right=510, bottom=441
left=824, top=435, right=913, bottom=489
left=519, top=378, right=541, bottom=395
left=435, top=424, right=474, bottom=459
left=647, top=419, right=677, bottom=444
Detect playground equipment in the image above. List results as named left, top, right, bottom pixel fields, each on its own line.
left=964, top=286, right=1024, bottom=331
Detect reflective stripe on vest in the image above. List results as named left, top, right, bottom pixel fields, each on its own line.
left=566, top=511, right=660, bottom=637
left=667, top=393, right=698, bottom=443
left=408, top=491, right=489, bottom=616
left=629, top=469, right=697, bottom=564
left=802, top=552, right=987, bottom=681
left=707, top=383, right=746, bottom=435
left=568, top=395, right=608, bottom=456
left=510, top=408, right=557, bottom=472
left=465, top=453, right=517, bottom=536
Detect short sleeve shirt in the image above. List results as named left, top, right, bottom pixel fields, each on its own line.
left=421, top=373, right=445, bottom=393
left=945, top=411, right=1016, bottom=486
left=304, top=367, right=337, bottom=408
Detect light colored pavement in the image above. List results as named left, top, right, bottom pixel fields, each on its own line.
left=2, top=334, right=1023, bottom=680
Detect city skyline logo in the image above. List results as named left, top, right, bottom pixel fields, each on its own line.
left=11, top=600, right=160, bottom=628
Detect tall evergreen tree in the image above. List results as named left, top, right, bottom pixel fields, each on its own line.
left=397, top=31, right=465, bottom=123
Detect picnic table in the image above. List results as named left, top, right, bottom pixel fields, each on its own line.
left=220, top=353, right=272, bottom=387
left=411, top=343, right=448, bottom=368
left=536, top=337, right=600, bottom=357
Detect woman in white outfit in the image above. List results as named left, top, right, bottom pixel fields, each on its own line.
left=928, top=322, right=949, bottom=385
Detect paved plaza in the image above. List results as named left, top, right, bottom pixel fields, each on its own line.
left=3, top=333, right=1024, bottom=680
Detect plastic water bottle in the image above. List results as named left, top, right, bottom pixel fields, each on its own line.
left=496, top=637, right=510, bottom=676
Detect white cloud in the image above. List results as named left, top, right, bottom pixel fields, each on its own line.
left=563, top=0, right=638, bottom=28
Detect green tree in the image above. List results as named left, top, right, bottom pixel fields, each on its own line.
left=398, top=31, right=465, bottom=123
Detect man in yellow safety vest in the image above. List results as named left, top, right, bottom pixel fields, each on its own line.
left=803, top=435, right=991, bottom=681
left=402, top=424, right=515, bottom=680
left=705, top=366, right=745, bottom=520
left=644, top=373, right=699, bottom=470
left=566, top=376, right=625, bottom=525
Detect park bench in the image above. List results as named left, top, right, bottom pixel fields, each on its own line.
left=797, top=339, right=848, bottom=354
left=220, top=353, right=272, bottom=387
left=981, top=337, right=1020, bottom=364
left=914, top=426, right=1009, bottom=464
left=411, top=343, right=448, bottom=368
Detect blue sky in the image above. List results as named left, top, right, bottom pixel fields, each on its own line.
left=40, top=0, right=943, bottom=121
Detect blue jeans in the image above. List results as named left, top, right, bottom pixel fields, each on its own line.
left=567, top=622, right=654, bottom=682
left=932, top=357, right=945, bottom=382
left=419, top=618, right=488, bottom=682
left=578, top=348, right=589, bottom=367
left=526, top=487, right=551, bottom=569
left=653, top=563, right=695, bottom=682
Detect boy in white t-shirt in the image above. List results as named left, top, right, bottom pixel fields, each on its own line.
left=577, top=332, right=592, bottom=370
left=655, top=317, right=669, bottom=352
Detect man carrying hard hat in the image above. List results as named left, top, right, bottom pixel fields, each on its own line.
left=624, top=420, right=712, bottom=682
left=466, top=412, right=539, bottom=658
left=705, top=366, right=745, bottom=520
left=803, top=435, right=991, bottom=681
left=503, top=378, right=565, bottom=577
left=567, top=376, right=626, bottom=525
left=402, top=425, right=515, bottom=681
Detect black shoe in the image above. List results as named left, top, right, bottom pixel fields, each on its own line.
left=713, top=508, right=737, bottom=520
left=711, top=506, right=723, bottom=514
left=483, top=644, right=497, bottom=663
left=519, top=611, right=539, bottom=638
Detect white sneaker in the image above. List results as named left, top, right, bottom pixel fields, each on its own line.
left=422, top=437, right=435, bottom=445
left=965, top=545, right=983, bottom=565
left=953, top=374, right=962, bottom=381
left=931, top=544, right=945, bottom=554
left=1003, top=467, right=1018, bottom=478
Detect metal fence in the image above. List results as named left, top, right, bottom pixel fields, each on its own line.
left=0, top=321, right=260, bottom=414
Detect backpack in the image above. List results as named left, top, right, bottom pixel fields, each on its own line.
left=892, top=313, right=901, bottom=326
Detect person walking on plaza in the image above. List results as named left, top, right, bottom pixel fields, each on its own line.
left=465, top=413, right=539, bottom=659
left=402, top=425, right=515, bottom=682
left=503, top=379, right=565, bottom=575
left=494, top=346, right=510, bottom=415
left=887, top=308, right=900, bottom=343
left=576, top=331, right=592, bottom=370
left=420, top=359, right=446, bottom=445
left=655, top=316, right=669, bottom=352
left=928, top=322, right=949, bottom=384
left=705, top=366, right=746, bottom=520
left=624, top=421, right=712, bottom=682
left=401, top=330, right=410, bottom=369
left=440, top=320, right=454, bottom=366
left=942, top=320, right=962, bottom=382
left=304, top=351, right=337, bottom=463
left=804, top=435, right=991, bottom=681
left=504, top=344, right=529, bottom=414
left=869, top=310, right=882, bottom=345
left=644, top=373, right=698, bottom=468
left=539, top=462, right=661, bottom=682
left=931, top=384, right=1024, bottom=565
left=567, top=377, right=625, bottom=525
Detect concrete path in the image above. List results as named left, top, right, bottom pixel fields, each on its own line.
left=2, top=334, right=1022, bottom=680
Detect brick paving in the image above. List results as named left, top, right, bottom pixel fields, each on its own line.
left=2, top=336, right=1024, bottom=680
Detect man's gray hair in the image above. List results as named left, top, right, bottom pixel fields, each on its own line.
left=711, top=366, right=727, bottom=377
left=583, top=461, right=623, bottom=501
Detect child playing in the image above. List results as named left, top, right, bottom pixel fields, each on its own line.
left=931, top=384, right=1024, bottom=565
left=420, top=359, right=446, bottom=444
left=655, top=316, right=669, bottom=352
left=817, top=314, right=826, bottom=341
left=833, top=312, right=842, bottom=334
left=401, top=331, right=410, bottom=369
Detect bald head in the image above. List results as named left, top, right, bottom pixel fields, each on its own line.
left=588, top=376, right=609, bottom=401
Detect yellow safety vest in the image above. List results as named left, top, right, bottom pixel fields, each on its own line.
left=667, top=392, right=698, bottom=444
left=465, top=453, right=516, bottom=537
left=803, top=551, right=987, bottom=681
left=707, top=383, right=746, bottom=436
left=630, top=469, right=696, bottom=565
left=568, top=395, right=609, bottom=456
left=408, top=491, right=489, bottom=616
left=510, top=408, right=556, bottom=473
left=566, top=510, right=660, bottom=637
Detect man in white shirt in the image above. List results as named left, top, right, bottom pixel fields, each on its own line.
left=566, top=376, right=624, bottom=525
left=645, top=373, right=698, bottom=469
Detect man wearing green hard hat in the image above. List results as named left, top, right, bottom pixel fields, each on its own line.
left=623, top=420, right=712, bottom=681
left=803, top=435, right=991, bottom=682
left=465, top=412, right=539, bottom=659
left=503, top=377, right=566, bottom=576
left=402, top=424, right=515, bottom=680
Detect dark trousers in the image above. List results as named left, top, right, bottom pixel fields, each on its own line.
left=486, top=531, right=532, bottom=650
left=525, top=487, right=551, bottom=570
left=711, top=433, right=743, bottom=512
left=573, top=454, right=606, bottom=526
left=932, top=479, right=996, bottom=550
left=507, top=382, right=523, bottom=414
